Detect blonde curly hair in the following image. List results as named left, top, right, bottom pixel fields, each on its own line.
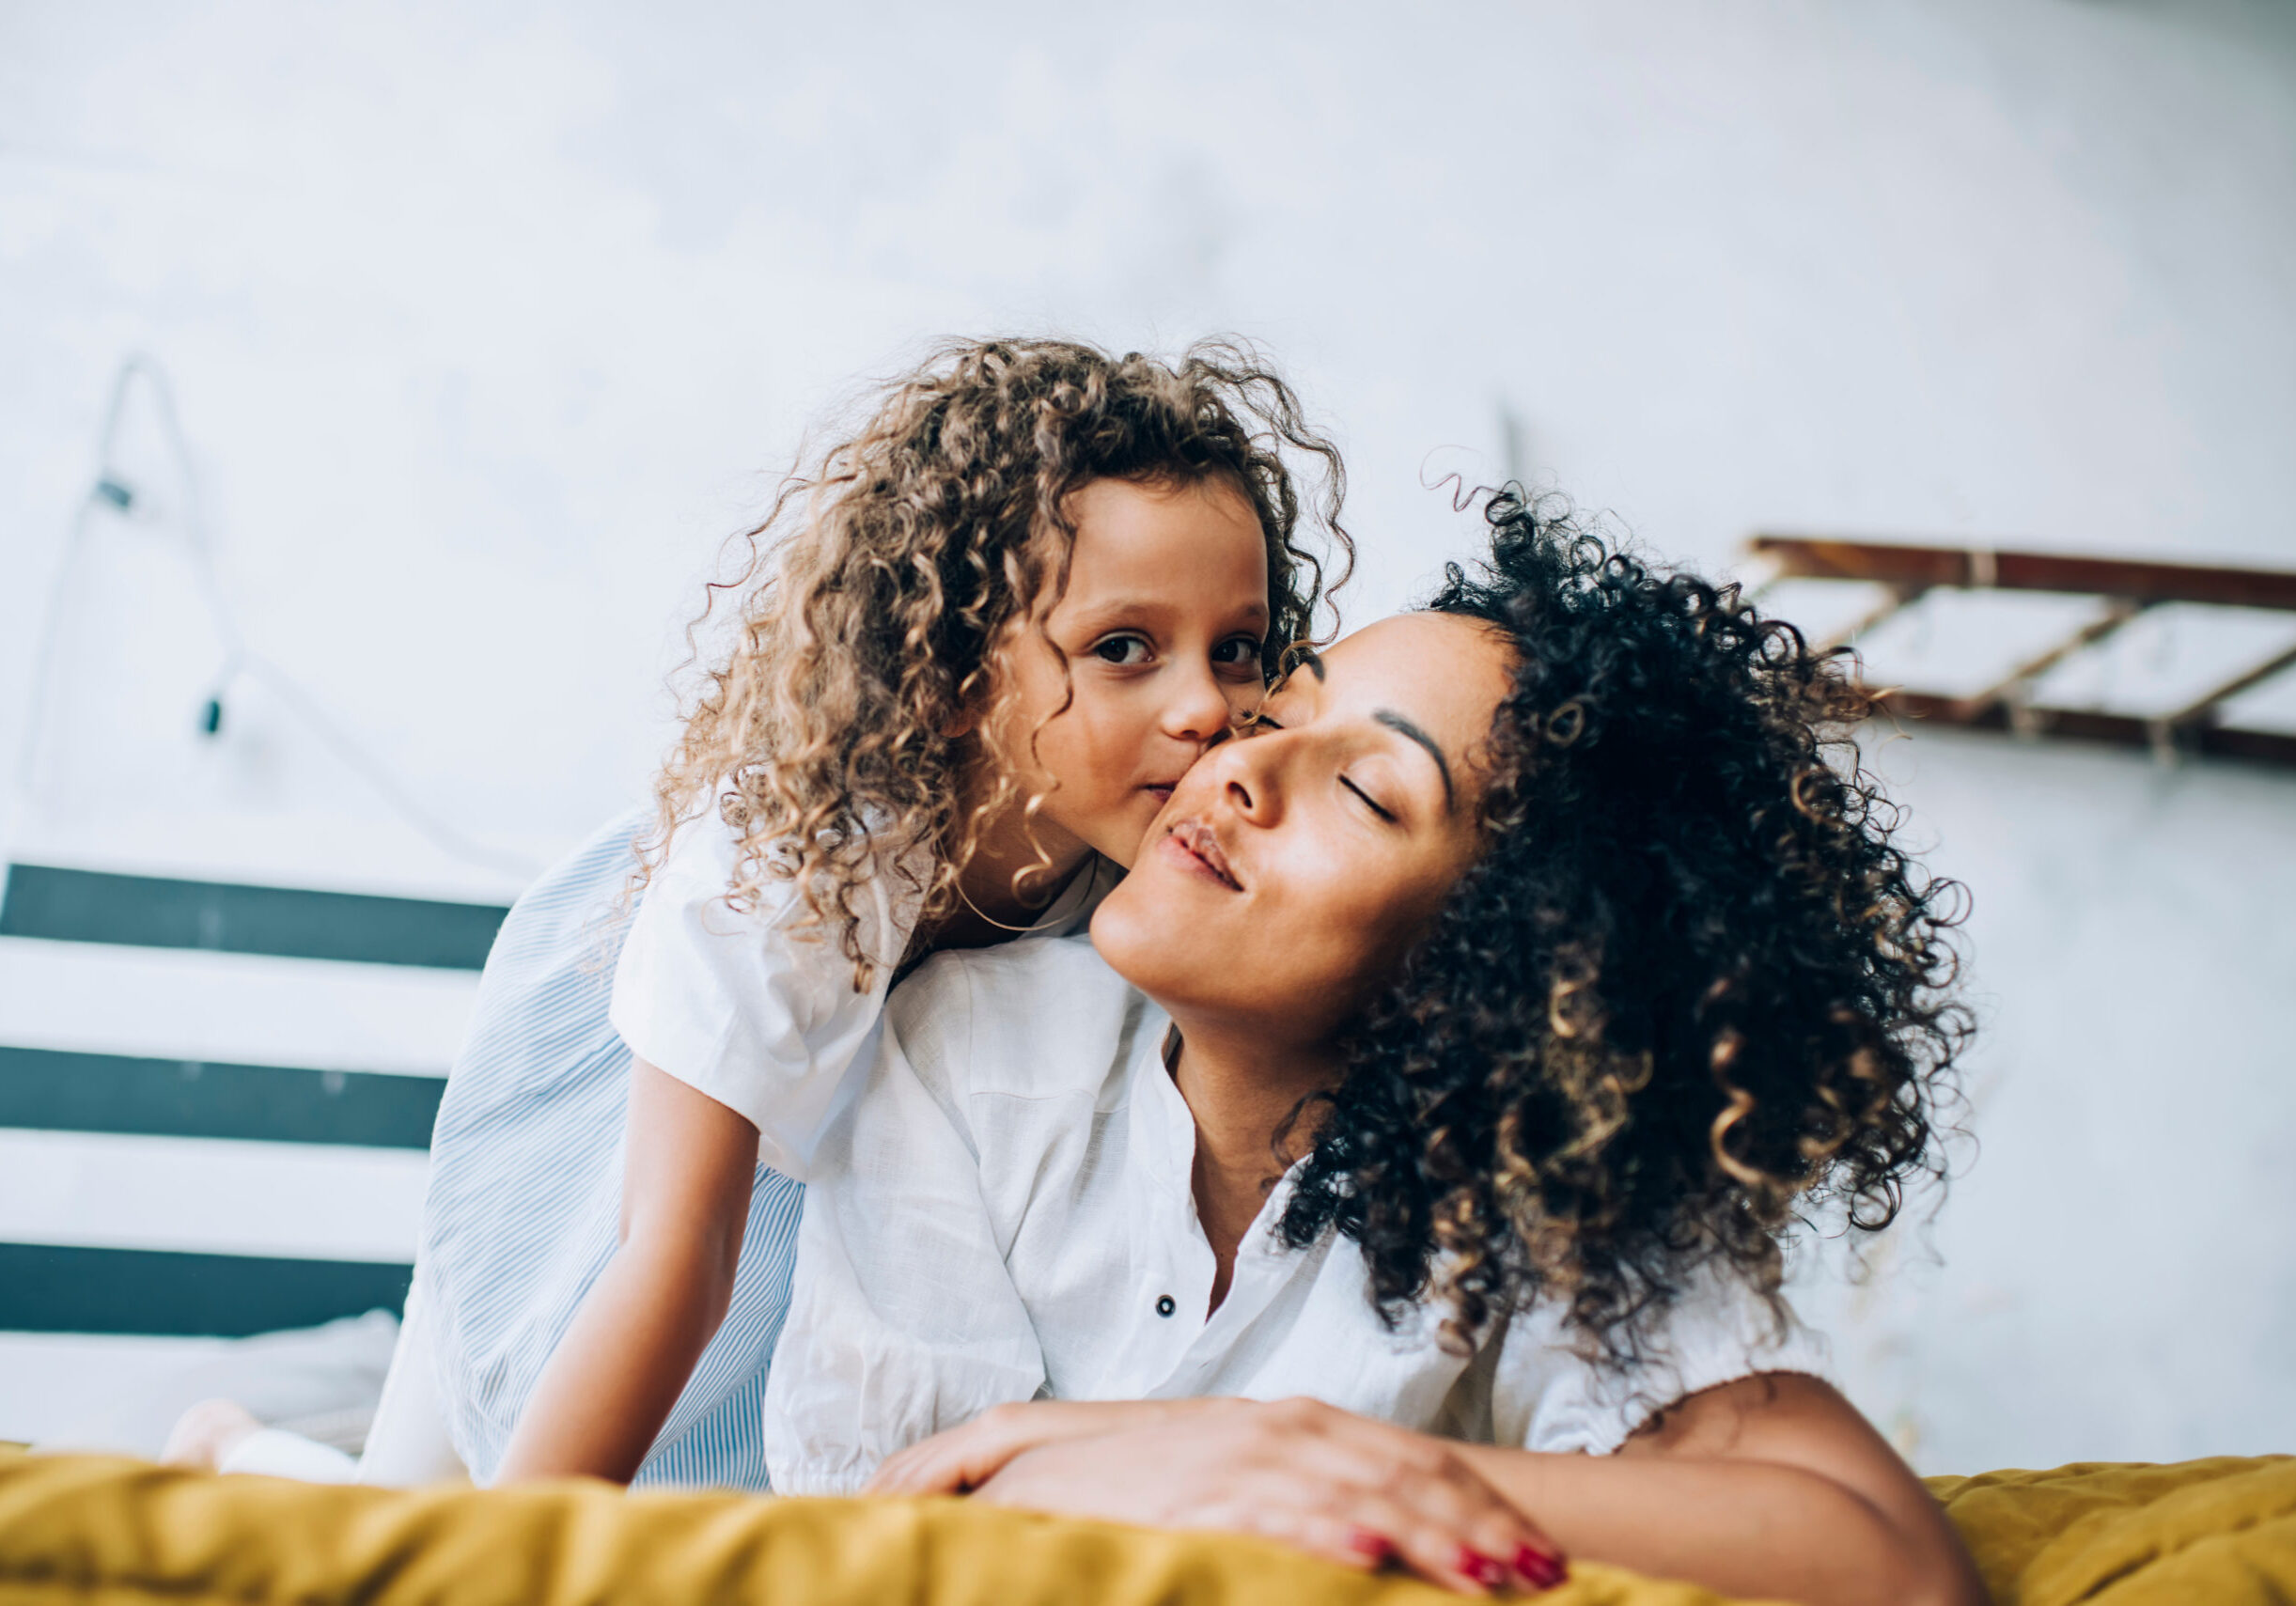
left=648, top=337, right=1351, bottom=987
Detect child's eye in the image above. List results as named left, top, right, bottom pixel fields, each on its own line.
left=1091, top=634, right=1153, bottom=666
left=1211, top=634, right=1263, bottom=668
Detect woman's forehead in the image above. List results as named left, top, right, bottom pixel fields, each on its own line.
left=1296, top=614, right=1515, bottom=737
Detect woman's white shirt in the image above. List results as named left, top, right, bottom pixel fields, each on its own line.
left=609, top=803, right=1110, bottom=1177
left=761, top=933, right=1830, bottom=1496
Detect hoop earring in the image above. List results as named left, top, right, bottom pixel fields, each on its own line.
left=952, top=861, right=1091, bottom=934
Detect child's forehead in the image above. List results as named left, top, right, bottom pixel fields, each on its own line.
left=1057, top=476, right=1271, bottom=612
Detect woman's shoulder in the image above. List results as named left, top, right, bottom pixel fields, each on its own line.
left=889, top=933, right=1150, bottom=1104
left=1485, top=1260, right=1833, bottom=1456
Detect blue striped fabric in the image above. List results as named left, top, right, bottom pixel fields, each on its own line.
left=419, top=807, right=803, bottom=1490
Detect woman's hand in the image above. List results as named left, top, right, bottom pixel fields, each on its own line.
left=963, top=1396, right=1569, bottom=1596
left=867, top=1398, right=1215, bottom=1496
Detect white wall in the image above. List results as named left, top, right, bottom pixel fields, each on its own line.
left=3, top=0, right=2291, bottom=1472
left=1799, top=725, right=2296, bottom=1471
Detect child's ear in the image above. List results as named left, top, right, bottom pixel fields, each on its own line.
left=945, top=661, right=1005, bottom=740
left=943, top=680, right=987, bottom=740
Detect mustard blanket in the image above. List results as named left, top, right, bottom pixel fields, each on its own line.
left=0, top=1447, right=2287, bottom=1604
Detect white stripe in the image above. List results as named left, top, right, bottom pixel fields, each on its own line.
left=0, top=1130, right=426, bottom=1262
left=3, top=807, right=543, bottom=907
left=0, top=1332, right=237, bottom=1445
left=0, top=936, right=476, bottom=1076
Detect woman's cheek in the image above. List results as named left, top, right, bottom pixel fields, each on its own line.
left=1335, top=879, right=1434, bottom=982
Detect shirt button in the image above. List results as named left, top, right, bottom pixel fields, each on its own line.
left=1155, top=1294, right=1176, bottom=1318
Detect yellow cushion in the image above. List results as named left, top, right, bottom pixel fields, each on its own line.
left=0, top=1449, right=1766, bottom=1606
left=1, top=1446, right=2289, bottom=1605
left=1926, top=1457, right=2296, bottom=1605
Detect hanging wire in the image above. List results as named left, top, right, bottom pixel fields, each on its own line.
left=12, top=355, right=541, bottom=883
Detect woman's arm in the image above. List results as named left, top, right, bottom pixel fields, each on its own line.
left=883, top=1397, right=1569, bottom=1595
left=492, top=1059, right=758, bottom=1484
left=1456, top=1373, right=1986, bottom=1606
left=911, top=1379, right=1983, bottom=1604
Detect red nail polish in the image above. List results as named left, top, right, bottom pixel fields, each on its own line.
left=1515, top=1544, right=1570, bottom=1589
left=1458, top=1547, right=1510, bottom=1588
left=1345, top=1526, right=1393, bottom=1565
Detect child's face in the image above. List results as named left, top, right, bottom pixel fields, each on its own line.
left=983, top=475, right=1273, bottom=870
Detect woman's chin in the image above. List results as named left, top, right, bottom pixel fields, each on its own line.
left=1086, top=887, right=1187, bottom=998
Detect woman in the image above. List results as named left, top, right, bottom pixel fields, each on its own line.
left=760, top=494, right=1983, bottom=1605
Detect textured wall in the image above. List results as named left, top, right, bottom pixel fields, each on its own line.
left=3, top=0, right=2291, bottom=1471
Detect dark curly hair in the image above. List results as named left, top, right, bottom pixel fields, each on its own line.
left=1280, top=490, right=1967, bottom=1361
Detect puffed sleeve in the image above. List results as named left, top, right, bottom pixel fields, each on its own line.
left=608, top=801, right=914, bottom=1178
left=1487, top=1262, right=1834, bottom=1455
left=760, top=957, right=1048, bottom=1495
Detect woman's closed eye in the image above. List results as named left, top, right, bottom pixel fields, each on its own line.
left=1339, top=773, right=1396, bottom=822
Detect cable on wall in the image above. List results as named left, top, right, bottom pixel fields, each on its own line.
left=13, top=355, right=541, bottom=884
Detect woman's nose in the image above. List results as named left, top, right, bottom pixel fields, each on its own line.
left=1209, top=728, right=1283, bottom=826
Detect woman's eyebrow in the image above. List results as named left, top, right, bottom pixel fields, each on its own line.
left=1372, top=709, right=1454, bottom=810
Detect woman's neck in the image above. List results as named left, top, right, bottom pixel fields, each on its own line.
left=1165, top=1013, right=1339, bottom=1315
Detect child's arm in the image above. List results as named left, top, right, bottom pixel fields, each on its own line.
left=492, top=1058, right=758, bottom=1485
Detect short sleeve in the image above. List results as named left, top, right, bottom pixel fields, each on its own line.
left=1488, top=1263, right=1833, bottom=1456
left=608, top=802, right=914, bottom=1177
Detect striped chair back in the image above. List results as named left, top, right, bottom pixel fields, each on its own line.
left=0, top=862, right=507, bottom=1444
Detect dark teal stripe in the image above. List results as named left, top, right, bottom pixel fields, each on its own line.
left=0, top=864, right=508, bottom=970
left=0, top=1243, right=411, bottom=1336
left=0, top=1046, right=441, bottom=1149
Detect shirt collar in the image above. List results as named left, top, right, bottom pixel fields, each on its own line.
left=1122, top=1006, right=1197, bottom=1199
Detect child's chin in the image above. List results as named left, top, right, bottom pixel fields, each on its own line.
left=1097, top=809, right=1164, bottom=870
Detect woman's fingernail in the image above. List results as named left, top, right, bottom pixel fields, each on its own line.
left=1345, top=1526, right=1393, bottom=1565
left=1458, top=1547, right=1511, bottom=1588
left=1515, top=1544, right=1570, bottom=1589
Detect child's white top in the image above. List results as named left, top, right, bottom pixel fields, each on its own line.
left=419, top=801, right=1112, bottom=1486
left=761, top=933, right=1831, bottom=1496
left=612, top=802, right=1110, bottom=1175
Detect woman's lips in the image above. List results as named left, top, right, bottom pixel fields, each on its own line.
left=1162, top=818, right=1240, bottom=890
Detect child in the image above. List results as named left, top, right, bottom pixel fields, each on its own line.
left=175, top=337, right=1349, bottom=1489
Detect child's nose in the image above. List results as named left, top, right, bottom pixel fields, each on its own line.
left=1164, top=665, right=1234, bottom=745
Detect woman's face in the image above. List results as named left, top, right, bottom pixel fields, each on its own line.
left=1091, top=611, right=1518, bottom=1044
